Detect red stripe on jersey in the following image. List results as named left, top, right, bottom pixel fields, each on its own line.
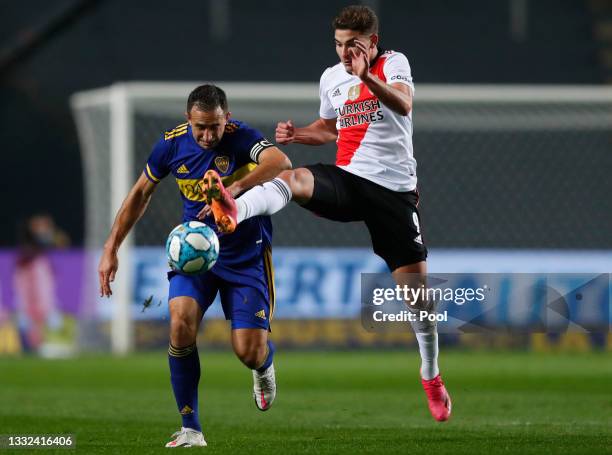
left=336, top=55, right=388, bottom=166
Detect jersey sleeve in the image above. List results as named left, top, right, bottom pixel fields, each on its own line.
left=144, top=137, right=172, bottom=183
left=237, top=124, right=275, bottom=164
left=383, top=52, right=415, bottom=96
left=319, top=68, right=337, bottom=119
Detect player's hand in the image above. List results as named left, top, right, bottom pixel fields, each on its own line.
left=98, top=249, right=118, bottom=297
left=276, top=120, right=295, bottom=145
left=349, top=40, right=370, bottom=80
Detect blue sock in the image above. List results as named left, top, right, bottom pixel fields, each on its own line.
left=256, top=340, right=275, bottom=372
left=168, top=343, right=201, bottom=432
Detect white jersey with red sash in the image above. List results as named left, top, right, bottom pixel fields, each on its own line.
left=318, top=49, right=417, bottom=192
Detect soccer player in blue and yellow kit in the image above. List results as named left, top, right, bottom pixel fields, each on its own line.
left=98, top=84, right=291, bottom=448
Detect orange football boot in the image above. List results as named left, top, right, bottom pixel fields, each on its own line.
left=200, top=170, right=237, bottom=233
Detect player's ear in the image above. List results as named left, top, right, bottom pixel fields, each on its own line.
left=225, top=111, right=231, bottom=121
left=370, top=34, right=379, bottom=47
left=184, top=111, right=190, bottom=122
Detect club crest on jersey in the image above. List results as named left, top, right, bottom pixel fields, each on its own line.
left=348, top=84, right=361, bottom=101
left=214, top=156, right=230, bottom=173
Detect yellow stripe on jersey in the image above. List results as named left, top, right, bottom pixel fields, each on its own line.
left=168, top=122, right=188, bottom=132
left=263, top=247, right=276, bottom=321
left=221, top=163, right=257, bottom=187
left=164, top=123, right=188, bottom=140
left=165, top=125, right=188, bottom=135
left=175, top=162, right=258, bottom=201
left=146, top=164, right=160, bottom=183
left=164, top=130, right=188, bottom=140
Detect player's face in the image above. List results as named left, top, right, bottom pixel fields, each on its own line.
left=187, top=106, right=230, bottom=149
left=334, top=29, right=377, bottom=74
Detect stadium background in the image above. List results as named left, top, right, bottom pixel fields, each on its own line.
left=1, top=0, right=609, bottom=247
left=0, top=2, right=611, bottom=453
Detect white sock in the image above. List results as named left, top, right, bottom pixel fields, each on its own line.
left=414, top=329, right=439, bottom=380
left=236, top=178, right=292, bottom=224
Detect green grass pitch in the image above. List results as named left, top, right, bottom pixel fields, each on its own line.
left=0, top=350, right=610, bottom=454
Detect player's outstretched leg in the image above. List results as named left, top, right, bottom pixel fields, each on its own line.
left=213, top=167, right=317, bottom=230
left=233, top=174, right=294, bottom=226
left=200, top=170, right=238, bottom=233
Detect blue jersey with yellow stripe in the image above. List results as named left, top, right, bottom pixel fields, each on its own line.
left=144, top=119, right=274, bottom=285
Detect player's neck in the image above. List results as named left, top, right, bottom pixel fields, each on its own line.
left=369, top=45, right=383, bottom=65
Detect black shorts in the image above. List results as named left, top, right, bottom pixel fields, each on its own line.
left=302, top=163, right=428, bottom=271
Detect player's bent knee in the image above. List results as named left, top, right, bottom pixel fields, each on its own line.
left=277, top=169, right=294, bottom=186
left=234, top=343, right=267, bottom=369
left=281, top=167, right=313, bottom=203
left=232, top=336, right=267, bottom=369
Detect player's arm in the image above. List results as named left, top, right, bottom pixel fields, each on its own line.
left=226, top=146, right=292, bottom=197
left=362, top=77, right=412, bottom=116
left=351, top=41, right=412, bottom=116
left=275, top=117, right=337, bottom=146
left=98, top=173, right=157, bottom=297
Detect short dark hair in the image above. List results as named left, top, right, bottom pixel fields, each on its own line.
left=332, top=5, right=379, bottom=34
left=187, top=84, right=228, bottom=113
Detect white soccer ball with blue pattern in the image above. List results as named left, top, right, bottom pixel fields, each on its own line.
left=166, top=221, right=219, bottom=275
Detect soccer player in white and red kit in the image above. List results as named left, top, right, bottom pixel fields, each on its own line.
left=200, top=5, right=451, bottom=421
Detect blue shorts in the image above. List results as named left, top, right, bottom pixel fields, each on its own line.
left=168, top=248, right=275, bottom=330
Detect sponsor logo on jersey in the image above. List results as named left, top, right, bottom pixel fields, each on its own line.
left=390, top=74, right=411, bottom=82
left=331, top=88, right=341, bottom=97
left=176, top=179, right=205, bottom=201
left=335, top=99, right=381, bottom=117
left=176, top=163, right=258, bottom=201
left=177, top=164, right=190, bottom=174
left=214, top=156, right=230, bottom=173
left=414, top=234, right=423, bottom=245
left=335, top=99, right=384, bottom=129
left=254, top=309, right=266, bottom=320
left=347, top=84, right=361, bottom=101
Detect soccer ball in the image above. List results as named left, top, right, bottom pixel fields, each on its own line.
left=166, top=221, right=219, bottom=274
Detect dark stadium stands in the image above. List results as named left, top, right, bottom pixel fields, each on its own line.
left=0, top=0, right=604, bottom=246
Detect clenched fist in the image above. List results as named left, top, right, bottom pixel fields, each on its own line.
left=275, top=120, right=295, bottom=145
